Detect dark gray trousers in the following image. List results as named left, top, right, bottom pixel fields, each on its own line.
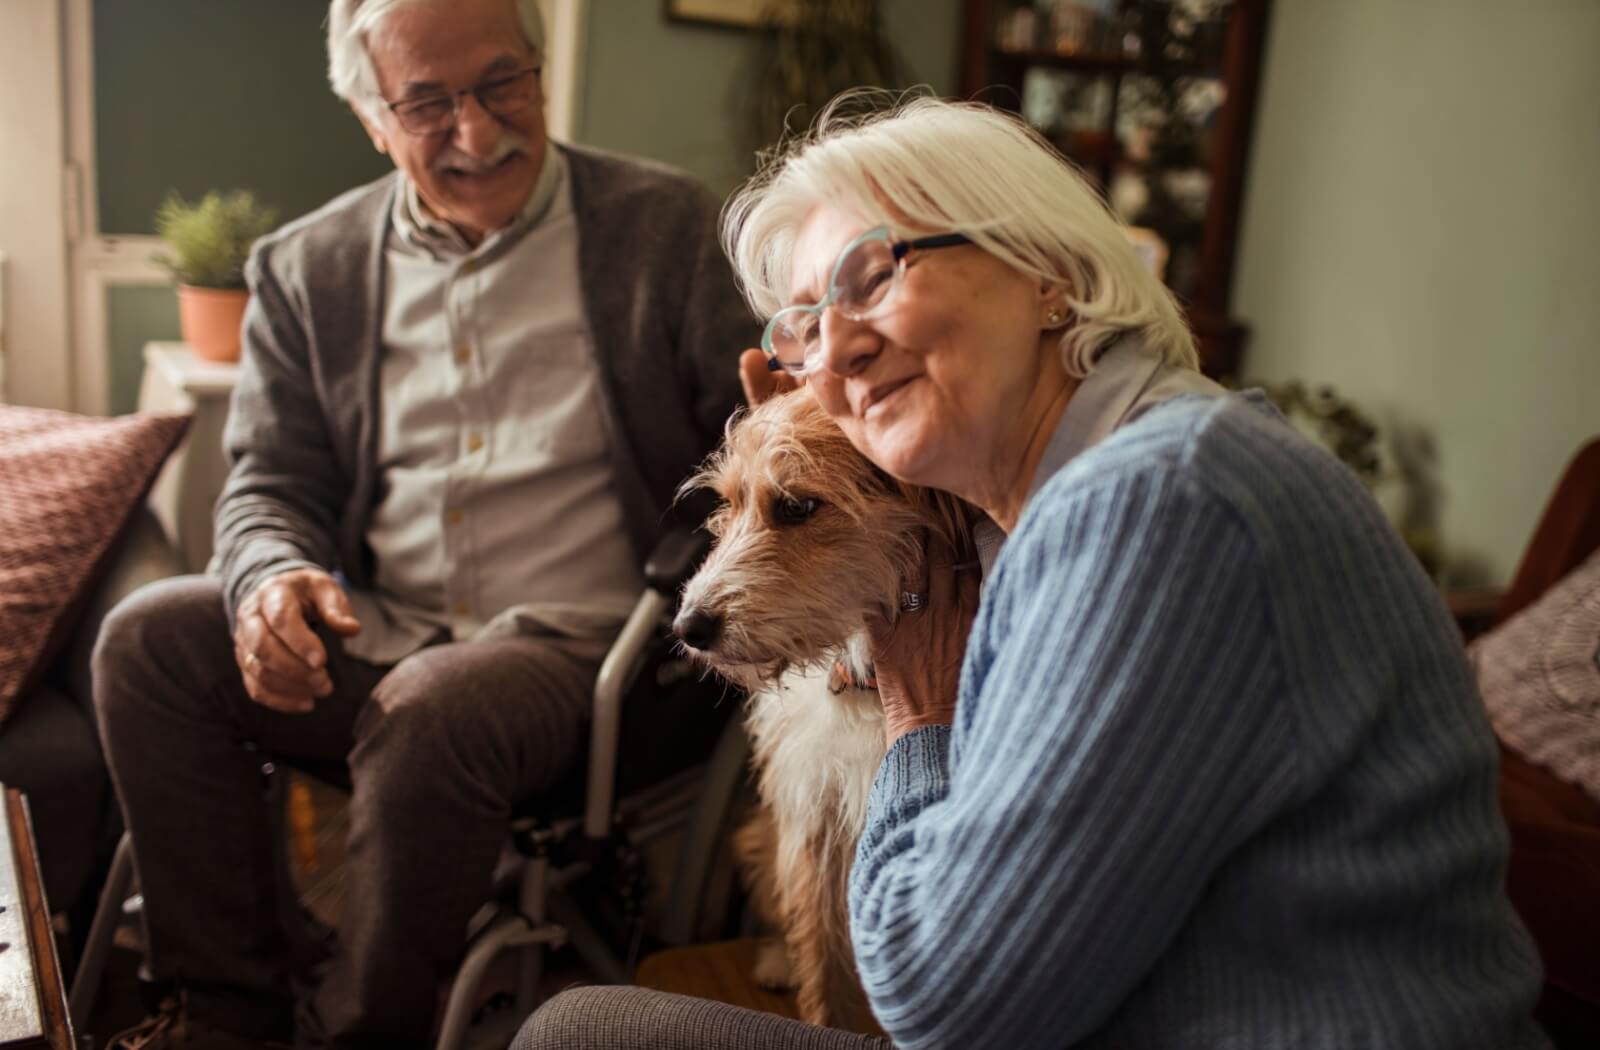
left=92, top=575, right=605, bottom=1049
left=514, top=987, right=894, bottom=1050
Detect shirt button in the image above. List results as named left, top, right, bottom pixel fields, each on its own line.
left=454, top=345, right=471, bottom=364
left=467, top=434, right=484, bottom=453
left=446, top=509, right=464, bottom=525
left=452, top=602, right=469, bottom=616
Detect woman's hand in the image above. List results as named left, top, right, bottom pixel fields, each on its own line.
left=739, top=347, right=801, bottom=406
left=869, top=535, right=982, bottom=748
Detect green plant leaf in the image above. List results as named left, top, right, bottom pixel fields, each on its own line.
left=153, top=190, right=280, bottom=289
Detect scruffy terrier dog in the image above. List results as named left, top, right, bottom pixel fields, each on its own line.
left=673, top=391, right=972, bottom=1034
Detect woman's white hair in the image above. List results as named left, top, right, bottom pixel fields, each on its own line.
left=326, top=0, right=545, bottom=117
left=722, top=92, right=1198, bottom=376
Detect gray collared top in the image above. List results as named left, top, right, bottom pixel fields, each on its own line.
left=974, top=336, right=1225, bottom=576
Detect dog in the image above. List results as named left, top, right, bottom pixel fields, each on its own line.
left=673, top=391, right=973, bottom=1033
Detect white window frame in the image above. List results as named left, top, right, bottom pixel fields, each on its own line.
left=63, top=0, right=587, bottom=416
left=0, top=0, right=71, bottom=410
left=0, top=250, right=8, bottom=402
left=64, top=0, right=163, bottom=416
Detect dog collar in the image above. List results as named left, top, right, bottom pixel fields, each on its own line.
left=829, top=659, right=878, bottom=694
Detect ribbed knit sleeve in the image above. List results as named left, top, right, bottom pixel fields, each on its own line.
left=848, top=395, right=1548, bottom=1049
left=848, top=461, right=1301, bottom=1050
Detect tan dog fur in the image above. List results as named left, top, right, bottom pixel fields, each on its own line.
left=675, top=391, right=972, bottom=1033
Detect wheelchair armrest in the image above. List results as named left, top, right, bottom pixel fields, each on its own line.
left=585, top=528, right=710, bottom=839
left=643, top=527, right=711, bottom=595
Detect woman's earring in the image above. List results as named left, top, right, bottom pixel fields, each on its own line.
left=1046, top=308, right=1065, bottom=327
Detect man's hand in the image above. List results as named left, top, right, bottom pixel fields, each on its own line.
left=868, top=536, right=981, bottom=748
left=233, top=568, right=362, bottom=713
left=739, top=347, right=801, bottom=406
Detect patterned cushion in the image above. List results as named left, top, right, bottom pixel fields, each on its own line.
left=1471, top=548, right=1600, bottom=801
left=0, top=405, right=190, bottom=727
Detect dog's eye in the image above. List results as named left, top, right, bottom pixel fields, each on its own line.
left=772, top=495, right=820, bottom=525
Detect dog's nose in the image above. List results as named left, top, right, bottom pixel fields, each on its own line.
left=673, top=608, right=724, bottom=651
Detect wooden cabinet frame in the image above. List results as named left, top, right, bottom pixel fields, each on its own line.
left=959, top=0, right=1271, bottom=378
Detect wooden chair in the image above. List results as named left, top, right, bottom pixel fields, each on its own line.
left=1486, top=436, right=1600, bottom=1050
left=1495, top=437, right=1600, bottom=625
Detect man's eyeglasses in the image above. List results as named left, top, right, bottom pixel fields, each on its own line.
left=385, top=66, right=540, bottom=136
left=762, top=226, right=971, bottom=375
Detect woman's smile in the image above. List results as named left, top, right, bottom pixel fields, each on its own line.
left=860, top=375, right=918, bottom=419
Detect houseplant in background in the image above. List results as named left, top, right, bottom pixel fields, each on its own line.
left=153, top=190, right=279, bottom=363
left=1253, top=379, right=1444, bottom=581
left=741, top=0, right=904, bottom=157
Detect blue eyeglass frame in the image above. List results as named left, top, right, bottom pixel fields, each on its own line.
left=761, top=226, right=972, bottom=374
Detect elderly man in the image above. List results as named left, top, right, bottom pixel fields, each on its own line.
left=92, top=0, right=754, bottom=1047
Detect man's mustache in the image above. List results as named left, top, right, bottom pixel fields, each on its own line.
left=433, top=134, right=529, bottom=174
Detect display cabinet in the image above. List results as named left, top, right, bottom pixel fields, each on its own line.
left=959, top=0, right=1270, bottom=378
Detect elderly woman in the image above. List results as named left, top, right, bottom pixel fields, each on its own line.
left=516, top=98, right=1548, bottom=1049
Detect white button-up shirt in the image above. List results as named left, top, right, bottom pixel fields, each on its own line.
left=344, top=145, right=644, bottom=664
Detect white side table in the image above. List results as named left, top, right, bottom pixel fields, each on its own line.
left=137, top=342, right=239, bottom=574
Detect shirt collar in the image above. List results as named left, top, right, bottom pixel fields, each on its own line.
left=1026, top=334, right=1185, bottom=504
left=974, top=334, right=1225, bottom=576
left=393, top=140, right=564, bottom=260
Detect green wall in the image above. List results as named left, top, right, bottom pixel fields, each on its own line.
left=578, top=0, right=962, bottom=196
left=94, top=0, right=390, bottom=234
left=1233, top=0, right=1600, bottom=585
left=106, top=286, right=182, bottom=416
left=95, top=0, right=962, bottom=232
left=97, top=0, right=961, bottom=409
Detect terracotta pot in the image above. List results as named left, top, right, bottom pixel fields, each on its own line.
left=176, top=285, right=250, bottom=363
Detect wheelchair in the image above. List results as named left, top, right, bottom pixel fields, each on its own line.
left=68, top=527, right=752, bottom=1050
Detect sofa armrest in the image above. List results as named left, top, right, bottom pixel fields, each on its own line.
left=58, top=506, right=183, bottom=709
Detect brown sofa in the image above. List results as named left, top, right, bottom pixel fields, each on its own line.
left=1480, top=437, right=1600, bottom=1049
left=0, top=508, right=181, bottom=924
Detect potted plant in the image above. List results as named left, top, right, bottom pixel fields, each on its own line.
left=154, top=190, right=279, bottom=362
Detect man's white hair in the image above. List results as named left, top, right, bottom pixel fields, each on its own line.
left=326, top=0, right=545, bottom=117
left=722, top=93, right=1198, bottom=377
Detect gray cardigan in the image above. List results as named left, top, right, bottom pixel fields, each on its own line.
left=214, top=144, right=756, bottom=620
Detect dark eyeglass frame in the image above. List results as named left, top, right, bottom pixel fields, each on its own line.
left=761, top=227, right=972, bottom=375
left=384, top=65, right=541, bottom=136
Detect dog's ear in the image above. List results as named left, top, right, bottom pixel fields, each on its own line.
left=930, top=491, right=980, bottom=562
left=872, top=464, right=913, bottom=501
left=677, top=427, right=741, bottom=506
left=675, top=403, right=768, bottom=507
left=675, top=453, right=720, bottom=504
left=892, top=479, right=978, bottom=563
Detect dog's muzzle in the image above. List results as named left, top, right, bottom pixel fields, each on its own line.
left=673, top=607, right=725, bottom=651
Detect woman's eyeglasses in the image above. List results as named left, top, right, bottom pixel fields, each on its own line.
left=762, top=226, right=970, bottom=375
left=385, top=66, right=540, bottom=136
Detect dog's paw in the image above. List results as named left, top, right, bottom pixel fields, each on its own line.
left=752, top=937, right=796, bottom=991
